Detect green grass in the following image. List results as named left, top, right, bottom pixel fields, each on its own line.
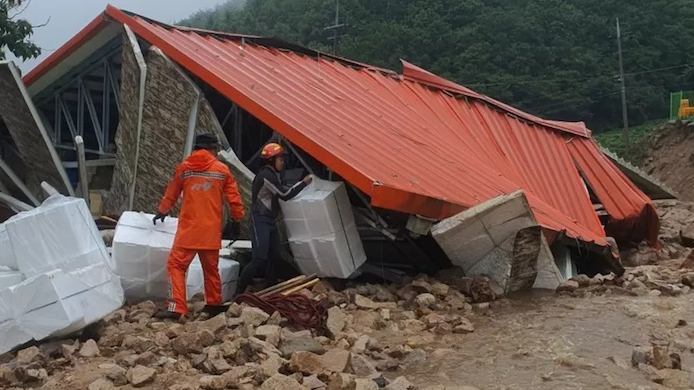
left=593, top=120, right=665, bottom=165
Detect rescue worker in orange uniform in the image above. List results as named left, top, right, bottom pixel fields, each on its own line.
left=153, top=133, right=245, bottom=320
left=237, top=142, right=312, bottom=293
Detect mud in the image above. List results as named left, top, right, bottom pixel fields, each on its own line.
left=395, top=290, right=693, bottom=389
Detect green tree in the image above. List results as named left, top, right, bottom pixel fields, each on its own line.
left=0, top=0, right=41, bottom=61
left=181, top=0, right=694, bottom=132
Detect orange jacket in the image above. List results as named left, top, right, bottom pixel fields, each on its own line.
left=158, top=150, right=245, bottom=250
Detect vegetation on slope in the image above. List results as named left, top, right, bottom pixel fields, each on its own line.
left=181, top=0, right=694, bottom=147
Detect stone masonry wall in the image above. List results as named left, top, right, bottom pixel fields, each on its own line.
left=0, top=65, right=70, bottom=199
left=104, top=30, right=144, bottom=216
left=131, top=48, right=198, bottom=214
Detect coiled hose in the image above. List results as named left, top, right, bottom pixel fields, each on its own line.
left=235, top=292, right=328, bottom=330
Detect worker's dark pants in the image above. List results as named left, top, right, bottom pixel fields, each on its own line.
left=237, top=214, right=280, bottom=293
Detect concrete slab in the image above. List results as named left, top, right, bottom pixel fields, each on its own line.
left=432, top=190, right=561, bottom=293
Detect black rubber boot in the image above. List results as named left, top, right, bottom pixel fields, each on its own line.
left=154, top=310, right=186, bottom=323
left=202, top=304, right=230, bottom=317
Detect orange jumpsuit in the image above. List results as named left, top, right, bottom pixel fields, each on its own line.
left=158, top=149, right=245, bottom=315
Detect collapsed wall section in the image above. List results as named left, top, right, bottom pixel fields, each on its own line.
left=0, top=62, right=72, bottom=199
left=104, top=28, right=146, bottom=216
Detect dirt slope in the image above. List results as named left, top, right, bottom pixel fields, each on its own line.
left=642, top=122, right=694, bottom=201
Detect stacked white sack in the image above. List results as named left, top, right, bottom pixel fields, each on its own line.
left=0, top=195, right=123, bottom=354
left=280, top=178, right=366, bottom=279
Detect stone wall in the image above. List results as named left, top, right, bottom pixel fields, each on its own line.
left=196, top=97, right=230, bottom=149
left=104, top=28, right=146, bottom=216
left=0, top=64, right=71, bottom=199
left=131, top=47, right=198, bottom=214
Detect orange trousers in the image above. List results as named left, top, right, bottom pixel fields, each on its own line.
left=166, top=247, right=221, bottom=315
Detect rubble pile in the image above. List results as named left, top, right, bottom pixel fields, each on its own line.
left=0, top=272, right=493, bottom=390
left=619, top=200, right=694, bottom=267
left=555, top=263, right=694, bottom=298
left=630, top=341, right=689, bottom=388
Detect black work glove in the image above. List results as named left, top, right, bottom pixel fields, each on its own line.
left=222, top=220, right=242, bottom=240
left=230, top=220, right=241, bottom=240
left=153, top=212, right=167, bottom=225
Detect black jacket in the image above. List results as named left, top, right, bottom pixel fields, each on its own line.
left=251, top=166, right=307, bottom=219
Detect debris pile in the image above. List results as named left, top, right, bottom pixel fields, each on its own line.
left=555, top=263, right=694, bottom=298
left=631, top=342, right=689, bottom=388
left=618, top=199, right=694, bottom=267
left=0, top=272, right=492, bottom=390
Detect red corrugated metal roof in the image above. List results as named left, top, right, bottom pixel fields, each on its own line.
left=568, top=137, right=659, bottom=246
left=23, top=5, right=661, bottom=248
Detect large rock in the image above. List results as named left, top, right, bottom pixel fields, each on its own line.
left=326, top=307, right=349, bottom=336
left=126, top=365, right=156, bottom=387
left=199, top=375, right=229, bottom=390
left=261, top=374, right=308, bottom=390
left=556, top=280, right=579, bottom=293
left=79, top=339, right=101, bottom=358
left=414, top=293, right=436, bottom=308
left=351, top=355, right=378, bottom=377
left=173, top=333, right=204, bottom=355
left=386, top=376, right=415, bottom=390
left=88, top=378, right=116, bottom=390
left=469, top=276, right=496, bottom=303
left=355, top=379, right=379, bottom=390
left=660, top=369, right=692, bottom=389
left=320, top=349, right=352, bottom=373
left=201, top=314, right=229, bottom=335
left=622, top=243, right=658, bottom=266
left=631, top=346, right=652, bottom=367
left=279, top=331, right=326, bottom=357
left=289, top=352, right=326, bottom=375
left=16, top=346, right=45, bottom=365
left=256, top=325, right=282, bottom=346
left=261, top=353, right=287, bottom=377
left=241, top=307, right=271, bottom=327
left=681, top=224, right=694, bottom=247
left=354, top=294, right=380, bottom=310
left=99, top=363, right=128, bottom=386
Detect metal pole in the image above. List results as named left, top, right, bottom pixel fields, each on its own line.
left=333, top=0, right=339, bottom=54
left=616, top=17, right=629, bottom=153
left=74, top=136, right=90, bottom=206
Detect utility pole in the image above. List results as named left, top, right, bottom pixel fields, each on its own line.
left=616, top=17, right=630, bottom=153
left=324, top=0, right=348, bottom=55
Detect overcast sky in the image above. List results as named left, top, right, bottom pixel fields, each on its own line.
left=7, top=0, right=228, bottom=72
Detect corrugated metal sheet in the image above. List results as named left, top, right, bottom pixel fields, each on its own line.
left=23, top=6, right=661, bottom=248
left=568, top=137, right=659, bottom=246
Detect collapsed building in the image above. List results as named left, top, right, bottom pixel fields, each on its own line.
left=0, top=6, right=671, bottom=290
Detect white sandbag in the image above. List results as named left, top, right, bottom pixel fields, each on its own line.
left=0, top=262, right=123, bottom=354
left=0, top=269, right=23, bottom=291
left=0, top=224, right=18, bottom=270
left=280, top=179, right=366, bottom=279
left=111, top=211, right=178, bottom=300
left=4, top=194, right=111, bottom=278
left=186, top=258, right=240, bottom=303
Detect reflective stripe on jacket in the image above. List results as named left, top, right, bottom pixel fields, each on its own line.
left=158, top=150, right=245, bottom=250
